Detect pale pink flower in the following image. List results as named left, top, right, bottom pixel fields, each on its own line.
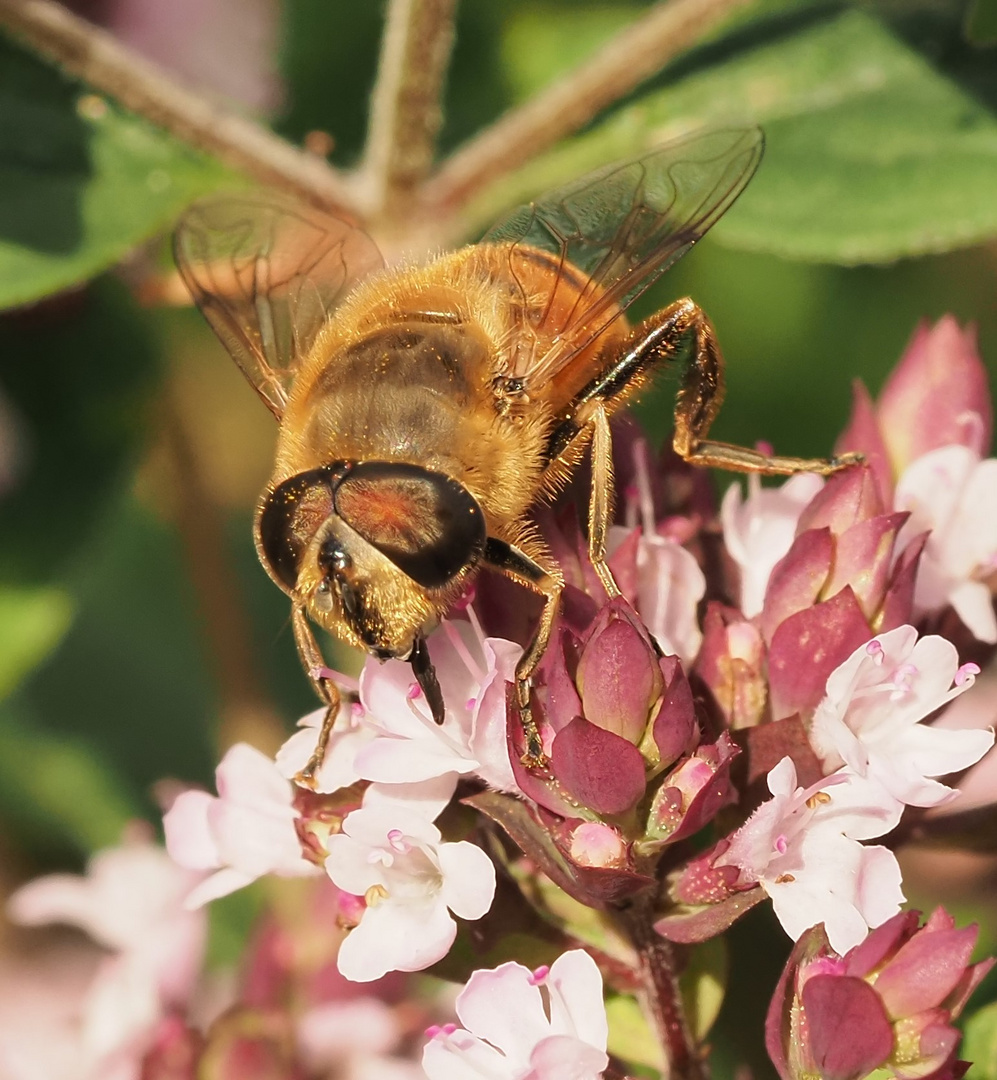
left=0, top=946, right=161, bottom=1080
left=609, top=524, right=706, bottom=662
left=8, top=835, right=206, bottom=1005
left=297, top=998, right=424, bottom=1080
left=324, top=802, right=496, bottom=982
left=4, top=835, right=208, bottom=1080
left=608, top=443, right=705, bottom=662
left=809, top=626, right=993, bottom=810
left=714, top=757, right=906, bottom=954
left=276, top=700, right=374, bottom=794
left=352, top=614, right=522, bottom=793
left=163, top=742, right=319, bottom=906
left=422, top=949, right=609, bottom=1080
left=720, top=472, right=825, bottom=618
left=894, top=444, right=997, bottom=643
left=0, top=943, right=99, bottom=1080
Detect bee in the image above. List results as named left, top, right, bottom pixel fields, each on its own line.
left=174, top=126, right=858, bottom=776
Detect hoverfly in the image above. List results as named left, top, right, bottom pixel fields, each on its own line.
left=174, top=126, right=857, bottom=776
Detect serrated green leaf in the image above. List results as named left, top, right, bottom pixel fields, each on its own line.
left=0, top=706, right=139, bottom=852
left=963, top=999, right=997, bottom=1078
left=0, top=32, right=236, bottom=310
left=484, top=8, right=997, bottom=263
left=0, top=586, right=73, bottom=700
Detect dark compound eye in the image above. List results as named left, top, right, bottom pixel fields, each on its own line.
left=333, top=462, right=486, bottom=589
left=257, top=465, right=343, bottom=590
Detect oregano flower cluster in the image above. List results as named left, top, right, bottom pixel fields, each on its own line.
left=7, top=317, right=996, bottom=1080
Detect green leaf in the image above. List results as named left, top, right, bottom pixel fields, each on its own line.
left=962, top=999, right=997, bottom=1078
left=501, top=5, right=642, bottom=103
left=0, top=32, right=235, bottom=310
left=0, top=278, right=162, bottom=582
left=485, top=7, right=997, bottom=263
left=602, top=940, right=727, bottom=1074
left=606, top=994, right=663, bottom=1074
left=681, top=936, right=728, bottom=1041
left=966, top=0, right=997, bottom=45
left=0, top=586, right=73, bottom=700
left=0, top=705, right=139, bottom=853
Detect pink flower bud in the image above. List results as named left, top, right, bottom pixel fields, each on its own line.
left=878, top=317, right=992, bottom=473
left=696, top=604, right=767, bottom=729
left=576, top=597, right=664, bottom=745
left=798, top=465, right=885, bottom=534
left=767, top=911, right=994, bottom=1080
left=550, top=716, right=647, bottom=815
left=836, top=379, right=894, bottom=503
left=650, top=655, right=700, bottom=765
left=644, top=733, right=739, bottom=845
left=567, top=821, right=628, bottom=869
left=768, top=588, right=871, bottom=721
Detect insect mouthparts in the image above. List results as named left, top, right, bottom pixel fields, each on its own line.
left=318, top=537, right=352, bottom=575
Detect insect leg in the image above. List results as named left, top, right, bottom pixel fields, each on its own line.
left=656, top=299, right=864, bottom=474
left=587, top=403, right=622, bottom=598
left=291, top=602, right=342, bottom=788
left=549, top=298, right=861, bottom=477
left=482, top=537, right=563, bottom=768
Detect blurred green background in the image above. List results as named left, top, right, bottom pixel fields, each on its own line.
left=0, top=0, right=995, bottom=1073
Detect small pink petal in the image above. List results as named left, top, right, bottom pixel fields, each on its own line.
left=802, top=975, right=893, bottom=1080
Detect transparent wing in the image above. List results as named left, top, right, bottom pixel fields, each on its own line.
left=482, top=126, right=763, bottom=383
left=174, top=193, right=385, bottom=419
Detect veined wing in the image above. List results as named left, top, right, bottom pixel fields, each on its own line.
left=482, top=126, right=763, bottom=386
left=174, top=193, right=385, bottom=419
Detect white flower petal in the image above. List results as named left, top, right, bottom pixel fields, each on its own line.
left=423, top=1028, right=515, bottom=1080
left=162, top=790, right=223, bottom=871
left=337, top=898, right=455, bottom=982
left=355, top=736, right=479, bottom=784
left=182, top=866, right=257, bottom=908
left=527, top=1033, right=609, bottom=1080
left=950, top=580, right=997, bottom=644
left=324, top=832, right=386, bottom=897
left=456, top=962, right=548, bottom=1060
left=720, top=472, right=824, bottom=618
left=545, top=951, right=608, bottom=1052
left=437, top=841, right=496, bottom=920
left=362, top=775, right=458, bottom=822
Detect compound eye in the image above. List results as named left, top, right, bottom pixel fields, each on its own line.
left=333, top=462, right=486, bottom=589
left=258, top=466, right=339, bottom=590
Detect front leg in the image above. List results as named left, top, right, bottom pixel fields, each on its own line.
left=546, top=298, right=861, bottom=478
left=656, top=299, right=861, bottom=475
left=291, top=602, right=342, bottom=788
left=483, top=537, right=563, bottom=768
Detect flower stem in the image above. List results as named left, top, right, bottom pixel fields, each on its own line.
left=0, top=0, right=360, bottom=213
left=616, top=892, right=709, bottom=1080
left=360, top=0, right=457, bottom=221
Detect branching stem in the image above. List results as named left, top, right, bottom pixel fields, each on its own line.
left=0, top=0, right=360, bottom=213
left=421, top=0, right=754, bottom=214
left=616, top=893, right=709, bottom=1080
left=361, top=0, right=457, bottom=220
